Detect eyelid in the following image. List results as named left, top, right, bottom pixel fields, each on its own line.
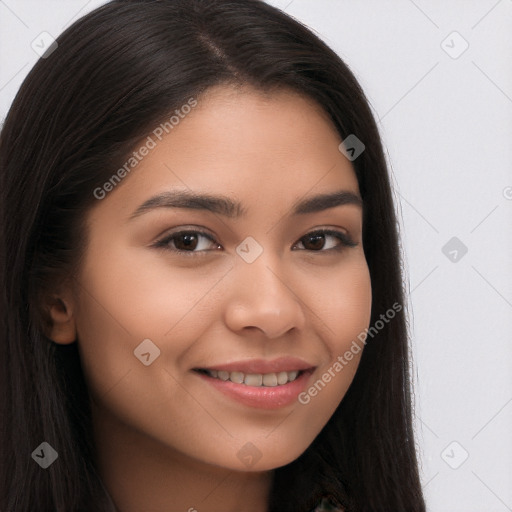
left=151, top=225, right=357, bottom=256
left=292, top=228, right=357, bottom=251
left=152, top=227, right=220, bottom=255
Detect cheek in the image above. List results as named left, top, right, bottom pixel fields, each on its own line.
left=304, top=256, right=372, bottom=355
left=75, top=242, right=226, bottom=340
left=332, top=260, right=372, bottom=349
left=295, top=257, right=371, bottom=410
left=72, top=246, right=224, bottom=402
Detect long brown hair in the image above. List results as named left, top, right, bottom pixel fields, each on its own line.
left=0, top=1, right=425, bottom=510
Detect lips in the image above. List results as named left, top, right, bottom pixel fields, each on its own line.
left=195, top=369, right=314, bottom=409
left=193, top=357, right=316, bottom=409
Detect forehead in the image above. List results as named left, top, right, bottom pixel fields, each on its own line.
left=90, top=85, right=360, bottom=220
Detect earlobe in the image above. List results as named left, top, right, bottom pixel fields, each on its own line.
left=46, top=297, right=77, bottom=344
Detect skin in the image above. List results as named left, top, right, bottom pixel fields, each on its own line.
left=48, top=85, right=372, bottom=512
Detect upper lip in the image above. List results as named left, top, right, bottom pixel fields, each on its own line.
left=196, top=356, right=316, bottom=374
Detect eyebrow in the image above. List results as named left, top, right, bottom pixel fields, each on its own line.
left=129, top=189, right=362, bottom=220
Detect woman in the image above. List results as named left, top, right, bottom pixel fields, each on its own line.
left=0, top=0, right=426, bottom=510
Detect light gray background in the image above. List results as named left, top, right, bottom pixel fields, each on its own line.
left=1, top=1, right=511, bottom=511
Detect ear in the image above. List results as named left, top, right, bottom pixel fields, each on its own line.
left=45, top=295, right=77, bottom=344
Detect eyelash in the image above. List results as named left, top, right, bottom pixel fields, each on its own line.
left=152, top=227, right=357, bottom=256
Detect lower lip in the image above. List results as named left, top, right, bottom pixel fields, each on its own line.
left=195, top=370, right=314, bottom=409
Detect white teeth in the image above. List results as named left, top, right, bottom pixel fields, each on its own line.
left=230, top=371, right=244, bottom=384
left=217, top=370, right=230, bottom=381
left=204, top=369, right=302, bottom=386
left=287, top=370, right=298, bottom=381
left=262, top=373, right=278, bottom=387
left=277, top=371, right=289, bottom=385
left=244, top=373, right=263, bottom=386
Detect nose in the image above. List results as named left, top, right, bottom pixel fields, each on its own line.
left=223, top=255, right=307, bottom=339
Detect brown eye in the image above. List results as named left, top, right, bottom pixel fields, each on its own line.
left=294, top=229, right=357, bottom=252
left=302, top=233, right=327, bottom=250
left=173, top=233, right=199, bottom=251
left=153, top=230, right=220, bottom=254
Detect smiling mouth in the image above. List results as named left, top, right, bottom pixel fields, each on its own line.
left=194, top=368, right=307, bottom=387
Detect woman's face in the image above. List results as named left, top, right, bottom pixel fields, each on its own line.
left=63, top=86, right=372, bottom=471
